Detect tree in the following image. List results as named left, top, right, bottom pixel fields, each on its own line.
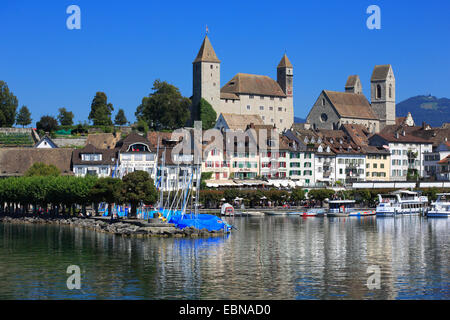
left=136, top=118, right=149, bottom=134
left=290, top=188, right=305, bottom=205
left=16, top=106, right=32, bottom=127
left=136, top=80, right=191, bottom=131
left=88, top=92, right=114, bottom=126
left=57, top=108, right=74, bottom=126
left=25, top=163, right=60, bottom=177
left=114, top=109, right=128, bottom=126
left=0, top=81, right=18, bottom=127
left=198, top=98, right=217, bottom=130
left=120, top=171, right=157, bottom=218
left=308, top=189, right=335, bottom=203
left=200, top=172, right=213, bottom=189
left=36, top=115, right=58, bottom=133
left=89, top=178, right=123, bottom=217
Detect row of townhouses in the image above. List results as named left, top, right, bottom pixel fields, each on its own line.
left=0, top=114, right=447, bottom=190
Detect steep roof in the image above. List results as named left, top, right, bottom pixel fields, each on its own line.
left=221, top=73, right=286, bottom=97
left=345, top=75, right=360, bottom=88
left=34, top=135, right=58, bottom=148
left=341, top=123, right=371, bottom=146
left=86, top=133, right=121, bottom=150
left=324, top=90, right=378, bottom=120
left=193, top=35, right=220, bottom=63
left=219, top=113, right=264, bottom=130
left=371, top=65, right=392, bottom=81
left=277, top=54, right=293, bottom=68
left=116, top=132, right=152, bottom=153
left=72, top=144, right=117, bottom=166
left=372, top=127, right=432, bottom=144
left=0, top=148, right=73, bottom=176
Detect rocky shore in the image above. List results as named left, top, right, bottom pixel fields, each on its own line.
left=0, top=216, right=227, bottom=238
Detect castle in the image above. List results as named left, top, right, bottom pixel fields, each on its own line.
left=191, top=35, right=294, bottom=131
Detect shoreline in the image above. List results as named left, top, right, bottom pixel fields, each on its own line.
left=0, top=215, right=227, bottom=238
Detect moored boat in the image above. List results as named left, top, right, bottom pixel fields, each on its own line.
left=326, top=200, right=358, bottom=217
left=427, top=193, right=450, bottom=218
left=376, top=190, right=428, bottom=216
left=300, top=208, right=326, bottom=217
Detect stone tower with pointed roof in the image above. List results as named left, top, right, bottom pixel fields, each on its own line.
left=370, top=64, right=396, bottom=128
left=277, top=54, right=294, bottom=97
left=191, top=35, right=221, bottom=123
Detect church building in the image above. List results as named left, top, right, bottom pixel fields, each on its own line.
left=191, top=35, right=294, bottom=131
left=306, top=65, right=396, bottom=133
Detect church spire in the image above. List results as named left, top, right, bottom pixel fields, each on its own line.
left=193, top=35, right=220, bottom=64
left=277, top=53, right=293, bottom=69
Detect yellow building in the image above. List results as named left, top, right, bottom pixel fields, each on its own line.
left=364, top=146, right=391, bottom=181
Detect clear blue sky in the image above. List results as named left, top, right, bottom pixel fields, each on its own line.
left=1, top=0, right=449, bottom=126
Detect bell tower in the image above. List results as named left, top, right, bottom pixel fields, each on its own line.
left=371, top=64, right=396, bottom=128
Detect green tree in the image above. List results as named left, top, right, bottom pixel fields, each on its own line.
left=90, top=178, right=123, bottom=217
left=136, top=118, right=149, bottom=134
left=36, top=115, right=58, bottom=133
left=308, top=189, right=335, bottom=202
left=136, top=80, right=191, bottom=131
left=120, top=171, right=157, bottom=218
left=24, top=163, right=60, bottom=177
left=198, top=98, right=217, bottom=130
left=200, top=172, right=213, bottom=189
left=16, top=106, right=32, bottom=127
left=0, top=81, right=18, bottom=127
left=57, top=108, right=74, bottom=126
left=88, top=92, right=114, bottom=126
left=290, top=188, right=305, bottom=205
left=114, top=109, right=128, bottom=126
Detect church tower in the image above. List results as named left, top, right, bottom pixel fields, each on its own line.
left=370, top=65, right=396, bottom=128
left=192, top=35, right=221, bottom=122
left=345, top=75, right=362, bottom=94
left=277, top=54, right=293, bottom=97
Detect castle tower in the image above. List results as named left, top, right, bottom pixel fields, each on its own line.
left=370, top=65, right=396, bottom=128
left=192, top=35, right=221, bottom=122
left=345, top=75, right=362, bottom=94
left=277, top=54, right=293, bottom=97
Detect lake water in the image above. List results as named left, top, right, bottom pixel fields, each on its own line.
left=0, top=216, right=448, bottom=300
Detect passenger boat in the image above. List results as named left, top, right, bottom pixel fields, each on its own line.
left=376, top=190, right=428, bottom=216
left=427, top=193, right=450, bottom=218
left=326, top=200, right=357, bottom=217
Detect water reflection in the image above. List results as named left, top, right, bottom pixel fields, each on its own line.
left=0, top=216, right=448, bottom=300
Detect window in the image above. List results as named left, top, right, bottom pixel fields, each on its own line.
left=376, top=84, right=381, bottom=99
left=269, top=107, right=273, bottom=111
left=249, top=95, right=254, bottom=99
left=380, top=164, right=384, bottom=169
left=247, top=105, right=251, bottom=110
left=278, top=107, right=283, bottom=111
left=260, top=96, right=264, bottom=100
left=134, top=154, right=143, bottom=161
left=270, top=97, right=274, bottom=100
left=320, top=113, right=328, bottom=122
left=322, top=98, right=325, bottom=106
left=210, top=65, right=213, bottom=69
left=260, top=106, right=264, bottom=110
left=389, top=84, right=392, bottom=98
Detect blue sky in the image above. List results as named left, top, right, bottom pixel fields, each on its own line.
left=1, top=0, right=449, bottom=125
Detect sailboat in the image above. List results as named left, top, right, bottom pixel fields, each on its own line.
left=152, top=152, right=233, bottom=233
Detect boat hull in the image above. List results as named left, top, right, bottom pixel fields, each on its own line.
left=427, top=211, right=450, bottom=218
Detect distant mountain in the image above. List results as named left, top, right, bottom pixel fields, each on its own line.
left=294, top=116, right=306, bottom=123
left=397, top=95, right=450, bottom=127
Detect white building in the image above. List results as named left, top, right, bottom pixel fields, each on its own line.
left=369, top=129, right=433, bottom=180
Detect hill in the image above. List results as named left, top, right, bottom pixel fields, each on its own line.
left=294, top=117, right=306, bottom=123
left=396, top=95, right=450, bottom=127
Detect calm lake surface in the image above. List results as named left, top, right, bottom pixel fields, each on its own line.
left=0, top=216, right=448, bottom=300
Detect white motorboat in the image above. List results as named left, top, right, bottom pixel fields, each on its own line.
left=245, top=211, right=265, bottom=217
left=376, top=190, right=428, bottom=216
left=427, top=193, right=450, bottom=218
